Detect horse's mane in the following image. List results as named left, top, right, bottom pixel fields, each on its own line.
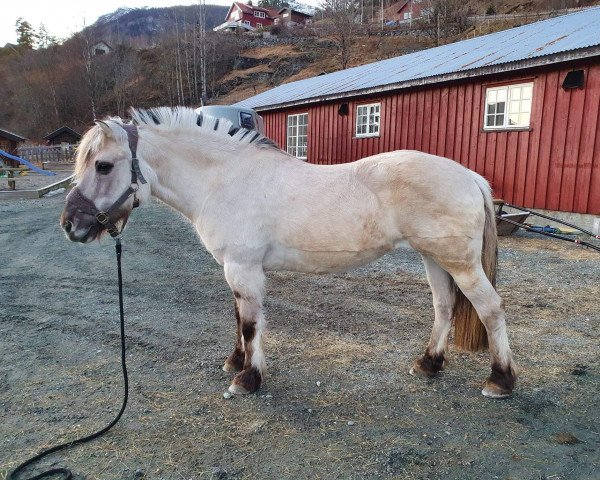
left=75, top=106, right=279, bottom=178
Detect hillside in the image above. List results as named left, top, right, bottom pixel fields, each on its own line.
left=214, top=0, right=600, bottom=105
left=85, top=5, right=228, bottom=48
left=2, top=0, right=600, bottom=140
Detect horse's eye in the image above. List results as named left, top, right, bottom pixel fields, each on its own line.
left=95, top=161, right=114, bottom=175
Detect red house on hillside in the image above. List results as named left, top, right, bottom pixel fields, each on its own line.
left=235, top=8, right=600, bottom=215
left=215, top=1, right=279, bottom=31
left=274, top=7, right=313, bottom=26
left=395, top=0, right=426, bottom=23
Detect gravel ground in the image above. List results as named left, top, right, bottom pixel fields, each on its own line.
left=1, top=195, right=599, bottom=480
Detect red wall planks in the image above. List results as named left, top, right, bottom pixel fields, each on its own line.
left=260, top=63, right=600, bottom=214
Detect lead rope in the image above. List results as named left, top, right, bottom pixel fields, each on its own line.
left=9, top=238, right=130, bottom=480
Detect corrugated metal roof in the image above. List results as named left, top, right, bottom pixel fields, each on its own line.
left=235, top=7, right=600, bottom=111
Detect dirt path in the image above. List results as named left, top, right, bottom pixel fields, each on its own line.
left=1, top=196, right=599, bottom=479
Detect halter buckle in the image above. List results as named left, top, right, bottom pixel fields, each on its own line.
left=96, top=212, right=110, bottom=225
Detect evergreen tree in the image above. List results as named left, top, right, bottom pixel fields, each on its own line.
left=15, top=18, right=37, bottom=48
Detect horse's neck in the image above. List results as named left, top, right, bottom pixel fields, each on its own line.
left=140, top=129, right=224, bottom=221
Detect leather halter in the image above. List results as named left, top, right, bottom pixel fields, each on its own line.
left=66, top=123, right=147, bottom=238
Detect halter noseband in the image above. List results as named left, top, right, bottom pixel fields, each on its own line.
left=67, top=123, right=147, bottom=238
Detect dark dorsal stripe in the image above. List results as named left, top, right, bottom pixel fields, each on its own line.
left=256, top=137, right=277, bottom=147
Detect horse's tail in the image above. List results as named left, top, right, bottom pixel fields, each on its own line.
left=453, top=173, right=497, bottom=351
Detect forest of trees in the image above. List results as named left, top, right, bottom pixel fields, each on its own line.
left=0, top=5, right=237, bottom=140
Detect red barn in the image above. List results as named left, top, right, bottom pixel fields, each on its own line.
left=235, top=8, right=600, bottom=215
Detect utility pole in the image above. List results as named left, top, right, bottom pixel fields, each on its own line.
left=199, top=0, right=207, bottom=105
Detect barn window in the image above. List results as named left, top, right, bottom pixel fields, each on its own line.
left=287, top=113, right=308, bottom=159
left=484, top=83, right=533, bottom=130
left=356, top=103, right=380, bottom=137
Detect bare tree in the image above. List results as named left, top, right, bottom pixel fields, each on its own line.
left=321, top=0, right=361, bottom=69
left=417, top=0, right=471, bottom=46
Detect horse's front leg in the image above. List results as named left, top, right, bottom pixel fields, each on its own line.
left=223, top=261, right=266, bottom=394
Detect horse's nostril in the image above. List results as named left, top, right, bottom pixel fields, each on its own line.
left=63, top=221, right=73, bottom=233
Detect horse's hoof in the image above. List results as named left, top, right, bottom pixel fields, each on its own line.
left=229, top=367, right=262, bottom=394
left=481, top=382, right=512, bottom=399
left=410, top=353, right=445, bottom=378
left=482, top=363, right=516, bottom=398
left=228, top=383, right=250, bottom=395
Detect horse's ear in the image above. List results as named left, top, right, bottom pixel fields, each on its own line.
left=95, top=120, right=114, bottom=139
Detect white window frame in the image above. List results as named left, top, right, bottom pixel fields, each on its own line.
left=256, top=22, right=262, bottom=28
left=287, top=113, right=308, bottom=160
left=242, top=20, right=251, bottom=26
left=355, top=103, right=380, bottom=138
left=254, top=10, right=266, bottom=18
left=484, top=82, right=533, bottom=130
left=404, top=12, right=412, bottom=19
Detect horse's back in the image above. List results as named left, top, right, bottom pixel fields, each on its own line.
left=354, top=150, right=487, bottom=234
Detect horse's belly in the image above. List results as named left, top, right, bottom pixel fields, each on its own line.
left=263, top=242, right=404, bottom=273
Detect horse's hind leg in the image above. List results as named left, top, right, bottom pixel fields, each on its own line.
left=450, top=265, right=516, bottom=398
left=223, top=261, right=266, bottom=394
left=223, top=300, right=245, bottom=373
left=410, top=255, right=454, bottom=377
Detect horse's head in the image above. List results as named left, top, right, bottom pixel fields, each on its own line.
left=61, top=119, right=150, bottom=243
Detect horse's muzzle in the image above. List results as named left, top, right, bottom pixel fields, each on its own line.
left=60, top=205, right=103, bottom=243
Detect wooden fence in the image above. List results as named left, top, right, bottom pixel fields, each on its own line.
left=18, top=144, right=77, bottom=164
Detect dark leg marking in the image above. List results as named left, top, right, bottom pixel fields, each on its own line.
left=412, top=350, right=445, bottom=377
left=230, top=319, right=262, bottom=393
left=224, top=302, right=245, bottom=372
left=485, top=363, right=516, bottom=395
left=242, top=321, right=256, bottom=346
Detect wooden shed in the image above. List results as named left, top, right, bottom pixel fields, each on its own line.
left=0, top=128, right=26, bottom=167
left=235, top=8, right=600, bottom=215
left=44, top=126, right=81, bottom=145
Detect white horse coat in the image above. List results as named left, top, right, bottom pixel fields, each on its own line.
left=62, top=107, right=516, bottom=398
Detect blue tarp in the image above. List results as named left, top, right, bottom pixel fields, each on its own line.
left=0, top=149, right=55, bottom=176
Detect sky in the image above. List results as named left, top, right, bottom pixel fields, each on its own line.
left=1, top=0, right=242, bottom=46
